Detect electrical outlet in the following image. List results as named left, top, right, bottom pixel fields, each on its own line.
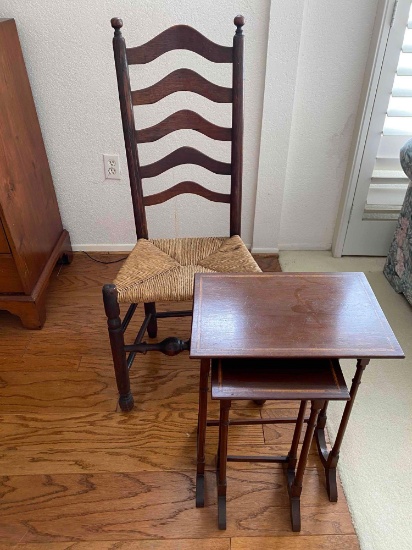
left=103, top=154, right=121, bottom=180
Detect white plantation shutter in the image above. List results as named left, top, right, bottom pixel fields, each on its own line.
left=366, top=3, right=412, bottom=218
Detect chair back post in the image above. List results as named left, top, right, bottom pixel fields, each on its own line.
left=111, top=18, right=148, bottom=239
left=230, top=15, right=245, bottom=237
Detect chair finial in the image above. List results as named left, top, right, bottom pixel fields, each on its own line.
left=111, top=17, right=123, bottom=36
left=234, top=15, right=245, bottom=34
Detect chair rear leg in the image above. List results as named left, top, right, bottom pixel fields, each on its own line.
left=103, top=284, right=134, bottom=412
left=144, top=302, right=158, bottom=338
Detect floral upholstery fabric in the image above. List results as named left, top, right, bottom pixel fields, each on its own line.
left=384, top=139, right=412, bottom=305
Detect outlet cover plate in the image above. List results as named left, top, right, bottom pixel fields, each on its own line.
left=103, top=154, right=121, bottom=180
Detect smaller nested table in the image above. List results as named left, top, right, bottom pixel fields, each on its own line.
left=190, top=272, right=404, bottom=508
left=210, top=357, right=350, bottom=531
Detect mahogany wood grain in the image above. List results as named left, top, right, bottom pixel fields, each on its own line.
left=136, top=110, right=232, bottom=143
left=144, top=182, right=230, bottom=206
left=132, top=69, right=232, bottom=105
left=0, top=20, right=72, bottom=328
left=0, top=255, right=24, bottom=292
left=0, top=220, right=10, bottom=253
left=126, top=25, right=233, bottom=64
left=140, top=147, right=231, bottom=178
left=0, top=19, right=69, bottom=293
left=211, top=358, right=349, bottom=402
left=190, top=272, right=404, bottom=359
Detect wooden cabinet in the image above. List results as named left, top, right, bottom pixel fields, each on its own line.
left=0, top=18, right=72, bottom=328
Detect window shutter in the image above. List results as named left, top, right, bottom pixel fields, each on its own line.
left=366, top=3, right=412, bottom=219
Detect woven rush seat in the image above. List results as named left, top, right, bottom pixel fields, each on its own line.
left=114, top=235, right=261, bottom=303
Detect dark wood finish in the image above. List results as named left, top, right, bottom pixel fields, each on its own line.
left=132, top=69, right=232, bottom=105
left=140, top=146, right=231, bottom=178
left=125, top=24, right=233, bottom=64
left=287, top=400, right=325, bottom=532
left=0, top=255, right=24, bottom=292
left=107, top=17, right=246, bottom=411
left=209, top=354, right=341, bottom=531
left=211, top=358, right=350, bottom=402
left=190, top=273, right=404, bottom=359
left=230, top=16, right=244, bottom=236
left=191, top=271, right=404, bottom=507
left=102, top=284, right=133, bottom=412
left=144, top=182, right=230, bottom=206
left=0, top=254, right=360, bottom=547
left=315, top=358, right=369, bottom=501
left=136, top=110, right=232, bottom=143
left=111, top=18, right=148, bottom=240
left=0, top=19, right=72, bottom=328
left=0, top=220, right=10, bottom=253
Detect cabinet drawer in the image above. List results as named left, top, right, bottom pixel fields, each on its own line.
left=0, top=220, right=10, bottom=253
left=0, top=254, right=24, bottom=293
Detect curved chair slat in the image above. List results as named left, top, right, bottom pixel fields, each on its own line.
left=126, top=25, right=233, bottom=64
left=143, top=181, right=231, bottom=206
left=140, top=147, right=231, bottom=178
left=136, top=110, right=232, bottom=143
left=131, top=69, right=232, bottom=105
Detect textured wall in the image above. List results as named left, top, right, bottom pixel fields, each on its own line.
left=278, top=0, right=379, bottom=249
left=0, top=0, right=380, bottom=250
left=0, top=0, right=270, bottom=248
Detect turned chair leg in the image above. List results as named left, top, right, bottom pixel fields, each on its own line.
left=103, top=284, right=134, bottom=412
left=144, top=302, right=158, bottom=338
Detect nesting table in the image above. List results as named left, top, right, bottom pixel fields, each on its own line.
left=190, top=272, right=404, bottom=509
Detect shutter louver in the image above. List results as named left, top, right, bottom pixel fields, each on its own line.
left=366, top=3, right=412, bottom=219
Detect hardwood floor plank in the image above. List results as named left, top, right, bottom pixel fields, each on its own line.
left=0, top=539, right=230, bottom=549
left=0, top=470, right=355, bottom=542
left=0, top=254, right=359, bottom=547
left=0, top=371, right=117, bottom=413
left=231, top=535, right=360, bottom=549
left=0, top=410, right=328, bottom=475
left=0, top=355, right=80, bottom=372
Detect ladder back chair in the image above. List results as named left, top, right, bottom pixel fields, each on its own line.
left=103, top=16, right=261, bottom=412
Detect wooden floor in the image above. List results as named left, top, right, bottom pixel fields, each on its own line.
left=0, top=254, right=359, bottom=549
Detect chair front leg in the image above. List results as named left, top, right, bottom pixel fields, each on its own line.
left=103, top=284, right=134, bottom=412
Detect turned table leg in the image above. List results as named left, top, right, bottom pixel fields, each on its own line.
left=196, top=358, right=211, bottom=507
left=315, top=358, right=369, bottom=501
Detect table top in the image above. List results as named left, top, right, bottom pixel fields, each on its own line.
left=190, top=272, right=404, bottom=360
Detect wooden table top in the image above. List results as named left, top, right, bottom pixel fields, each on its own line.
left=190, top=272, right=404, bottom=359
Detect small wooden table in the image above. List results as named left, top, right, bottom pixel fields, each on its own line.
left=190, top=272, right=404, bottom=504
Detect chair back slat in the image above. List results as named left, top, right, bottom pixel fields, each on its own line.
left=140, top=147, right=231, bottom=178
left=144, top=182, right=231, bottom=206
left=131, top=69, right=232, bottom=105
left=135, top=110, right=232, bottom=143
left=126, top=25, right=233, bottom=65
left=111, top=16, right=244, bottom=239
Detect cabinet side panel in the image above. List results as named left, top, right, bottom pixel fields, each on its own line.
left=0, top=19, right=63, bottom=293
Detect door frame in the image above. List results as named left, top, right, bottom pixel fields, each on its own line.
left=332, top=0, right=400, bottom=256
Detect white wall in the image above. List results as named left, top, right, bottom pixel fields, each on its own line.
left=277, top=0, right=379, bottom=250
left=0, top=0, right=270, bottom=249
left=0, top=0, right=380, bottom=251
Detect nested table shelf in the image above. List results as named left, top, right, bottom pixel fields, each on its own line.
left=190, top=272, right=404, bottom=503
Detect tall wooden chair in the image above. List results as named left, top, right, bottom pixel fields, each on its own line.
left=103, top=16, right=261, bottom=412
